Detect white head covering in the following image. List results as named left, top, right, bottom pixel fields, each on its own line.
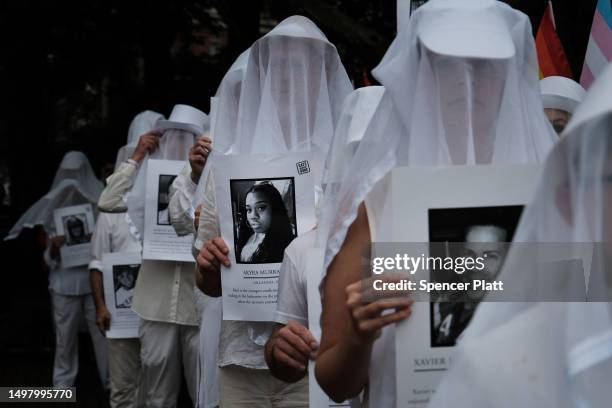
left=114, top=110, right=165, bottom=170
left=192, top=49, right=251, bottom=207
left=540, top=75, right=587, bottom=114
left=316, top=85, right=385, bottom=245
left=126, top=120, right=199, bottom=236
left=233, top=15, right=353, bottom=155
left=6, top=151, right=103, bottom=239
left=194, top=16, right=353, bottom=208
left=212, top=49, right=251, bottom=155
left=322, top=0, right=557, bottom=268
left=428, top=62, right=612, bottom=408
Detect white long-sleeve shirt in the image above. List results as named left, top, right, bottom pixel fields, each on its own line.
left=88, top=212, right=142, bottom=272
left=168, top=163, right=197, bottom=237
left=100, top=160, right=198, bottom=326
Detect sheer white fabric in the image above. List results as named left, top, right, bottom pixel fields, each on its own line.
left=126, top=129, right=196, bottom=235
left=429, top=62, right=612, bottom=408
left=233, top=15, right=352, bottom=156
left=6, top=151, right=103, bottom=239
left=193, top=50, right=250, bottom=209
left=114, top=111, right=164, bottom=170
left=540, top=76, right=586, bottom=114
left=193, top=15, right=353, bottom=371
left=315, top=86, right=385, bottom=249
left=322, top=0, right=557, bottom=269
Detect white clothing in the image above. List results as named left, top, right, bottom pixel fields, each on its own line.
left=88, top=212, right=142, bottom=272
left=322, top=0, right=557, bottom=269
left=195, top=290, right=221, bottom=408
left=115, top=111, right=164, bottom=170
left=274, top=230, right=317, bottom=326
left=108, top=338, right=142, bottom=408
left=126, top=129, right=195, bottom=235
left=168, top=163, right=198, bottom=236
left=99, top=160, right=139, bottom=214
left=219, top=365, right=308, bottom=408
left=89, top=194, right=143, bottom=408
left=540, top=75, right=586, bottom=114
left=7, top=151, right=102, bottom=240
left=429, top=63, right=612, bottom=408
left=98, top=158, right=199, bottom=325
left=196, top=169, right=272, bottom=369
left=138, top=319, right=199, bottom=407
left=51, top=291, right=108, bottom=388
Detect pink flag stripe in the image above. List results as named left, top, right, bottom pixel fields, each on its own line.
left=592, top=10, right=612, bottom=59
left=580, top=63, right=595, bottom=89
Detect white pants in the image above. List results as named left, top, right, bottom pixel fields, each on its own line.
left=196, top=291, right=221, bottom=408
left=108, top=338, right=141, bottom=408
left=50, top=291, right=108, bottom=388
left=219, top=365, right=308, bottom=407
left=139, top=319, right=199, bottom=407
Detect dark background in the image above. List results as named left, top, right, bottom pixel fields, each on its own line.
left=0, top=0, right=598, bottom=406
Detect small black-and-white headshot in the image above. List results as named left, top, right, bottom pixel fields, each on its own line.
left=230, top=178, right=297, bottom=264
left=112, top=264, right=139, bottom=309
left=62, top=214, right=91, bottom=246
left=157, top=174, right=177, bottom=225
left=428, top=205, right=523, bottom=348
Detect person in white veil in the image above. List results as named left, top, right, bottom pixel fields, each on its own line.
left=98, top=105, right=207, bottom=406
left=264, top=86, right=385, bottom=387
left=428, top=62, right=612, bottom=408
left=315, top=0, right=557, bottom=405
left=540, top=75, right=586, bottom=136
left=7, top=151, right=108, bottom=388
left=194, top=16, right=352, bottom=407
left=89, top=112, right=156, bottom=408
left=171, top=49, right=249, bottom=408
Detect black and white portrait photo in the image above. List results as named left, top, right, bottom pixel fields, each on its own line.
left=157, top=174, right=176, bottom=225
left=62, top=214, right=91, bottom=246
left=428, top=205, right=523, bottom=348
left=230, top=178, right=297, bottom=264
left=112, top=264, right=139, bottom=309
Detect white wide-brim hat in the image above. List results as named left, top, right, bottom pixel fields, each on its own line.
left=157, top=104, right=208, bottom=136
left=417, top=0, right=515, bottom=60
left=540, top=76, right=587, bottom=114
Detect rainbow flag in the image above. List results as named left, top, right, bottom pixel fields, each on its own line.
left=580, top=0, right=612, bottom=89
left=536, top=1, right=573, bottom=78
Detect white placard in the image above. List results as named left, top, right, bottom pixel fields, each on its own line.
left=53, top=203, right=96, bottom=268
left=143, top=159, right=194, bottom=262
left=392, top=164, right=542, bottom=407
left=214, top=153, right=319, bottom=321
left=102, top=251, right=141, bottom=338
left=306, top=248, right=351, bottom=408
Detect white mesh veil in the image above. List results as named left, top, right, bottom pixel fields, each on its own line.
left=6, top=151, right=103, bottom=239
left=322, top=0, right=557, bottom=269
left=114, top=110, right=164, bottom=170
left=192, top=49, right=250, bottom=207
left=194, top=15, right=353, bottom=208
left=212, top=49, right=250, bottom=155
left=428, top=62, right=612, bottom=408
left=315, top=85, right=385, bottom=245
left=127, top=129, right=196, bottom=235
left=233, top=15, right=353, bottom=156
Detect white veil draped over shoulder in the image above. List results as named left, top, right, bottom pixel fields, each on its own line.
left=322, top=0, right=557, bottom=270
left=429, top=62, right=612, bottom=408
left=6, top=151, right=103, bottom=239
